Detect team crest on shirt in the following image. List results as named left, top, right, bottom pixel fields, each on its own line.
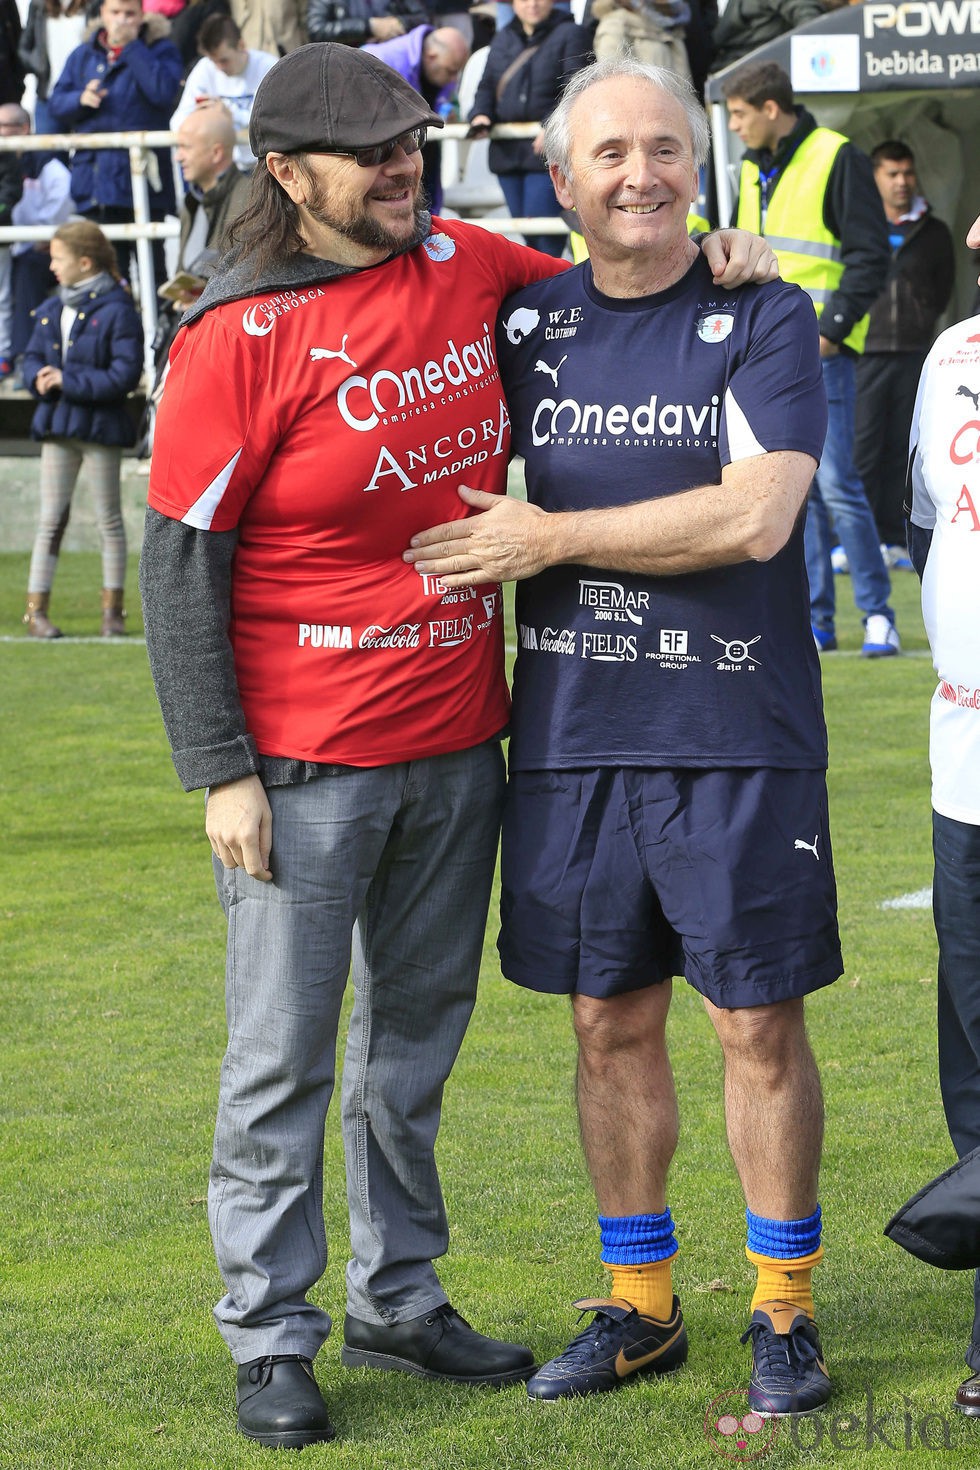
left=503, top=306, right=540, bottom=343
left=697, top=310, right=734, bottom=344
left=241, top=288, right=328, bottom=336
left=243, top=303, right=275, bottom=336
left=423, top=232, right=456, bottom=262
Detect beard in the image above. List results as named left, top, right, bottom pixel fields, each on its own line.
left=302, top=169, right=429, bottom=252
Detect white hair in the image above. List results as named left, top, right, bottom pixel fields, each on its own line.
left=542, top=58, right=711, bottom=177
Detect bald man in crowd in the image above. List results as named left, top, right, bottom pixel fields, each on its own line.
left=362, top=24, right=470, bottom=211
left=174, top=103, right=252, bottom=298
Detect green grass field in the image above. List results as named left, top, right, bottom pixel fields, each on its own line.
left=1, top=551, right=971, bottom=1468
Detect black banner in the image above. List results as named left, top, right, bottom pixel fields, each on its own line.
left=706, top=2, right=980, bottom=101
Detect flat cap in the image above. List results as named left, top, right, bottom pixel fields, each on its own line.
left=249, top=43, right=443, bottom=158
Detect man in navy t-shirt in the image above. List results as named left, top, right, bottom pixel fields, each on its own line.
left=405, top=58, right=841, bottom=1417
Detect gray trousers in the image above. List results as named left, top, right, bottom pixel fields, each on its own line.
left=28, top=438, right=127, bottom=594
left=208, top=742, right=505, bottom=1362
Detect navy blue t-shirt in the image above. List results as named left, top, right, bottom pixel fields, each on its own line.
left=498, top=253, right=829, bottom=772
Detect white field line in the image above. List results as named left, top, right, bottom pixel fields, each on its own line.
left=880, top=887, right=933, bottom=910
left=0, top=635, right=147, bottom=645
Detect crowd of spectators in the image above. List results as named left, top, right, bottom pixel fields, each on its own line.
left=467, top=0, right=589, bottom=254
left=0, top=0, right=959, bottom=404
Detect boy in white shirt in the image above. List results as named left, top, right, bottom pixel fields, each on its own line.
left=171, top=13, right=275, bottom=168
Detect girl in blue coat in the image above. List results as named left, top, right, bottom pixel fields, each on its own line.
left=22, top=219, right=143, bottom=639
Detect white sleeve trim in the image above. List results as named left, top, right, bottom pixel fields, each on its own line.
left=723, top=385, right=765, bottom=462
left=180, top=448, right=244, bottom=529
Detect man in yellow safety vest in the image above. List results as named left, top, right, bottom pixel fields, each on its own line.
left=722, top=60, right=896, bottom=659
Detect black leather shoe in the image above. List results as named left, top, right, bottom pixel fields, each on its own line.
left=236, top=1354, right=336, bottom=1448
left=955, top=1371, right=980, bottom=1416
left=341, top=1303, right=535, bottom=1385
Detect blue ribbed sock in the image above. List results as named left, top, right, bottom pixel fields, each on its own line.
left=599, top=1209, right=678, bottom=1265
left=746, top=1206, right=822, bottom=1259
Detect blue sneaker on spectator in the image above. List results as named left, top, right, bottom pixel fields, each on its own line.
left=812, top=625, right=837, bottom=653
left=880, top=543, right=913, bottom=571
left=862, top=614, right=900, bottom=658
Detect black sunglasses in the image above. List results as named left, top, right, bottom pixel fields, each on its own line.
left=312, top=126, right=427, bottom=168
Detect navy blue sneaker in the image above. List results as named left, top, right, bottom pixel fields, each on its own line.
left=812, top=625, right=837, bottom=653
left=526, top=1296, right=687, bottom=1400
left=741, top=1301, right=831, bottom=1416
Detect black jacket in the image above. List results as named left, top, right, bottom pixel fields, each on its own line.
left=0, top=0, right=24, bottom=103
left=167, top=0, right=229, bottom=68
left=18, top=0, right=51, bottom=97
left=736, top=109, right=890, bottom=350
left=306, top=0, right=427, bottom=48
left=886, top=1144, right=980, bottom=1272
left=0, top=148, right=22, bottom=223
left=470, top=10, right=591, bottom=176
left=711, top=0, right=826, bottom=74
left=864, top=207, right=954, bottom=355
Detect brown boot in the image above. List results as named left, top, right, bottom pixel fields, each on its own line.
left=23, top=592, right=62, bottom=639
left=101, top=588, right=126, bottom=637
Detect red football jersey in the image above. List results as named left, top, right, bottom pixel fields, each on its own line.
left=149, top=221, right=561, bottom=765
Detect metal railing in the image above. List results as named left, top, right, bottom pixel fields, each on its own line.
left=0, top=124, right=565, bottom=384
left=1, top=130, right=180, bottom=383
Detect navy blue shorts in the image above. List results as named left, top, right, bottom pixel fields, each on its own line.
left=498, top=767, right=842, bottom=1009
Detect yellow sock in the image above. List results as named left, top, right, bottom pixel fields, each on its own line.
left=603, top=1257, right=676, bottom=1321
left=747, top=1244, right=824, bottom=1318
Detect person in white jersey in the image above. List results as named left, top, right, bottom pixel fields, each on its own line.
left=906, top=206, right=980, bottom=1421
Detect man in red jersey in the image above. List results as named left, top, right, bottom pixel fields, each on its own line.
left=139, top=41, right=774, bottom=1449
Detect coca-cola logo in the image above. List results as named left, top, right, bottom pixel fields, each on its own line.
left=540, top=627, right=576, bottom=654
left=359, top=623, right=422, bottom=650
left=938, top=680, right=980, bottom=709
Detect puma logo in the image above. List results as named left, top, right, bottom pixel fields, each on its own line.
left=310, top=334, right=356, bottom=367
left=534, top=354, right=567, bottom=388
left=956, top=384, right=980, bottom=411
left=794, top=834, right=820, bottom=860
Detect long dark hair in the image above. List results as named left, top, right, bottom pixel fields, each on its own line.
left=226, top=159, right=317, bottom=275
